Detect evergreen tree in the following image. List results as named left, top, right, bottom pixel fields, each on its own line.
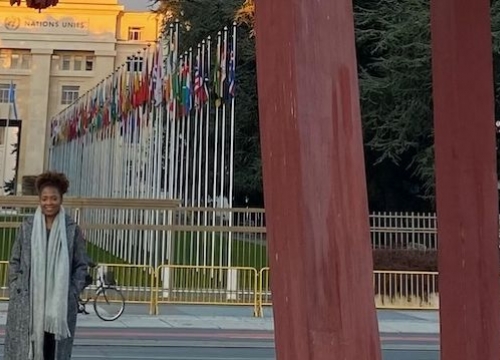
left=153, top=0, right=500, bottom=211
left=155, top=0, right=263, bottom=206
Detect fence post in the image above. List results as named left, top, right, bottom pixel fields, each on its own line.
left=150, top=266, right=157, bottom=315
left=226, top=268, right=238, bottom=301
left=253, top=268, right=261, bottom=317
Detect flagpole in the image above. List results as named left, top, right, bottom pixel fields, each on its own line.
left=162, top=30, right=172, bottom=200
left=2, top=81, right=13, bottom=195
left=182, top=50, right=193, bottom=262
left=166, top=21, right=180, bottom=265
left=203, top=36, right=211, bottom=268
left=151, top=40, right=164, bottom=269
left=178, top=54, right=186, bottom=203
left=159, top=27, right=175, bottom=297
left=142, top=45, right=153, bottom=199
left=227, top=22, right=237, bottom=271
left=132, top=53, right=142, bottom=199
left=174, top=56, right=184, bottom=202
left=167, top=23, right=178, bottom=200
left=160, top=30, right=172, bottom=269
left=219, top=27, right=229, bottom=270
left=196, top=42, right=205, bottom=269
left=142, top=47, right=155, bottom=267
left=133, top=53, right=145, bottom=262
left=192, top=44, right=201, bottom=267
left=211, top=31, right=222, bottom=273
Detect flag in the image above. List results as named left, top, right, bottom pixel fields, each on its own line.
left=172, top=57, right=183, bottom=116
left=111, top=72, right=118, bottom=124
left=140, top=51, right=150, bottom=110
left=77, top=101, right=84, bottom=137
left=194, top=54, right=201, bottom=109
left=164, top=40, right=175, bottom=109
left=82, top=94, right=89, bottom=132
left=213, top=40, right=221, bottom=107
left=227, top=44, right=235, bottom=100
left=133, top=61, right=141, bottom=108
left=120, top=68, right=128, bottom=121
left=194, top=52, right=208, bottom=109
left=103, top=79, right=111, bottom=129
left=7, top=81, right=18, bottom=120
left=220, top=39, right=227, bottom=98
left=152, top=43, right=164, bottom=107
left=182, top=59, right=192, bottom=116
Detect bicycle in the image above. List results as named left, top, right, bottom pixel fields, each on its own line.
left=78, top=263, right=126, bottom=321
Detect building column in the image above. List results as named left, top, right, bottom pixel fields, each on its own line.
left=20, top=48, right=52, bottom=178
left=254, top=1, right=382, bottom=359
left=430, top=0, right=500, bottom=359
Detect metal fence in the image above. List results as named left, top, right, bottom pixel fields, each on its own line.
left=0, top=261, right=8, bottom=301
left=0, top=197, right=267, bottom=270
left=0, top=260, right=440, bottom=316
left=0, top=197, right=445, bottom=316
left=257, top=269, right=439, bottom=315
left=373, top=270, right=439, bottom=309
left=0, top=198, right=442, bottom=270
left=155, top=265, right=259, bottom=315
left=369, top=212, right=437, bottom=250
left=85, top=263, right=156, bottom=314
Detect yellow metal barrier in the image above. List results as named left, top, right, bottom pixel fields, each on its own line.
left=0, top=260, right=442, bottom=315
left=0, top=261, right=8, bottom=301
left=257, top=267, right=271, bottom=317
left=256, top=269, right=439, bottom=315
left=373, top=271, right=439, bottom=309
left=155, top=265, right=259, bottom=315
left=86, top=263, right=156, bottom=315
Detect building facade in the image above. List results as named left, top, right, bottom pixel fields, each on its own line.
left=0, top=0, right=161, bottom=193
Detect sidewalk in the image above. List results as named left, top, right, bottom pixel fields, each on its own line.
left=0, top=302, right=439, bottom=334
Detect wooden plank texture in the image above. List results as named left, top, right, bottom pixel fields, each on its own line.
left=254, top=0, right=382, bottom=359
left=430, top=0, right=500, bottom=358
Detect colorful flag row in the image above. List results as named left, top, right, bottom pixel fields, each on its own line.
left=50, top=23, right=237, bottom=145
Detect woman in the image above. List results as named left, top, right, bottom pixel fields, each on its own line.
left=4, top=171, right=89, bottom=360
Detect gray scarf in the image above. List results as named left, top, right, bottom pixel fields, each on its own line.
left=29, top=206, right=71, bottom=360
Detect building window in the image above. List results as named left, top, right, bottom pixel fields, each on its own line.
left=127, top=57, right=143, bottom=72
left=10, top=54, right=19, bottom=69
left=85, top=56, right=94, bottom=71
left=128, top=27, right=143, bottom=41
left=61, top=85, right=80, bottom=105
left=0, top=83, right=15, bottom=104
left=0, top=52, right=7, bottom=69
left=0, top=49, right=31, bottom=70
left=53, top=52, right=94, bottom=72
left=20, top=54, right=30, bottom=69
left=74, top=56, right=83, bottom=71
left=61, top=55, right=71, bottom=71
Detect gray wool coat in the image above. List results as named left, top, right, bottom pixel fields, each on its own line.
left=4, top=214, right=89, bottom=360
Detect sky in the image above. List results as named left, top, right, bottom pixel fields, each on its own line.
left=119, top=0, right=150, bottom=10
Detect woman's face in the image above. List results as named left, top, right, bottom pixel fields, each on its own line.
left=39, top=186, right=62, bottom=217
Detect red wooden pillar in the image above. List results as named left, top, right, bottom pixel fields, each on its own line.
left=254, top=1, right=382, bottom=359
left=430, top=0, right=500, bottom=359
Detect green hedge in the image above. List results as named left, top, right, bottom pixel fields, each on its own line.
left=373, top=249, right=437, bottom=271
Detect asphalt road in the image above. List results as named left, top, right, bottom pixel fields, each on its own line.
left=0, top=328, right=439, bottom=360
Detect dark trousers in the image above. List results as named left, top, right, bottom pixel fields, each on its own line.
left=44, top=332, right=56, bottom=360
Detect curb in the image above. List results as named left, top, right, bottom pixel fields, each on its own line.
left=0, top=339, right=275, bottom=348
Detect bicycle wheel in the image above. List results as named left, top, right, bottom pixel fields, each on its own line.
left=93, top=287, right=125, bottom=321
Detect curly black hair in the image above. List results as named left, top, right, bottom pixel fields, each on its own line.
left=35, top=171, right=69, bottom=195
